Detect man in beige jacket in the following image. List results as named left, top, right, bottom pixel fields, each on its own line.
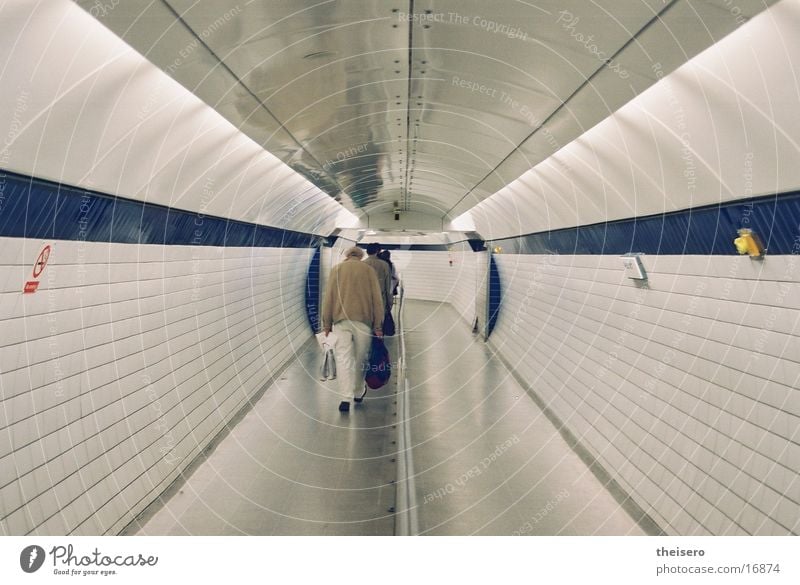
left=322, top=246, right=384, bottom=413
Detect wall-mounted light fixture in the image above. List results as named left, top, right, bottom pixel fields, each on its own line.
left=492, top=246, right=503, bottom=254
left=734, top=228, right=765, bottom=258
left=620, top=253, right=647, bottom=281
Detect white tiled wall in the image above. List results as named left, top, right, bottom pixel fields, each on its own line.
left=390, top=248, right=482, bottom=326
left=448, top=250, right=482, bottom=326
left=392, top=249, right=482, bottom=326
left=0, top=237, right=313, bottom=535
left=490, top=253, right=800, bottom=535
left=392, top=251, right=454, bottom=303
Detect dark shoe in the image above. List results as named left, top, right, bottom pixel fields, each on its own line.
left=338, top=401, right=350, bottom=412
left=353, top=385, right=368, bottom=403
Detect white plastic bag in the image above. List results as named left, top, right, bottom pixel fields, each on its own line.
left=316, top=331, right=338, bottom=350
left=316, top=332, right=338, bottom=380
left=320, top=348, right=337, bottom=380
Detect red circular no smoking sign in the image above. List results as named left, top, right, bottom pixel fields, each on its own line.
left=32, top=245, right=51, bottom=278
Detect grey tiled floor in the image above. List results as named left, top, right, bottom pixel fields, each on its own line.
left=129, top=337, right=399, bottom=536
left=129, top=300, right=647, bottom=535
left=402, top=300, right=647, bottom=535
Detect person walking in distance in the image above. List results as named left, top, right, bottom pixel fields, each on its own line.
left=377, top=249, right=399, bottom=299
left=322, top=246, right=384, bottom=413
left=363, top=243, right=393, bottom=313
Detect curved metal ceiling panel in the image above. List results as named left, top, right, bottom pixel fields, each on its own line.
left=76, top=0, right=777, bottom=229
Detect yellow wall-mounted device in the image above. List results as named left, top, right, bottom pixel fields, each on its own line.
left=734, top=228, right=765, bottom=258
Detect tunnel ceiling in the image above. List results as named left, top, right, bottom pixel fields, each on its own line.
left=76, top=0, right=776, bottom=226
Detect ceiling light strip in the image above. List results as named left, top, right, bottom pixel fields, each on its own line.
left=403, top=0, right=416, bottom=213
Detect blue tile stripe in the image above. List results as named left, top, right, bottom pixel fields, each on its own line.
left=324, top=238, right=452, bottom=251
left=0, top=169, right=323, bottom=248
left=324, top=241, right=484, bottom=252
left=489, top=191, right=800, bottom=255
left=374, top=243, right=450, bottom=251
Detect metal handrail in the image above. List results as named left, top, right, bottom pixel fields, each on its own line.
left=394, top=284, right=419, bottom=535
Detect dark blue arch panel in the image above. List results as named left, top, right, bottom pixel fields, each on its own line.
left=487, top=254, right=502, bottom=338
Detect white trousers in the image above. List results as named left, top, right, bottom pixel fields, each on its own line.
left=332, top=320, right=372, bottom=399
